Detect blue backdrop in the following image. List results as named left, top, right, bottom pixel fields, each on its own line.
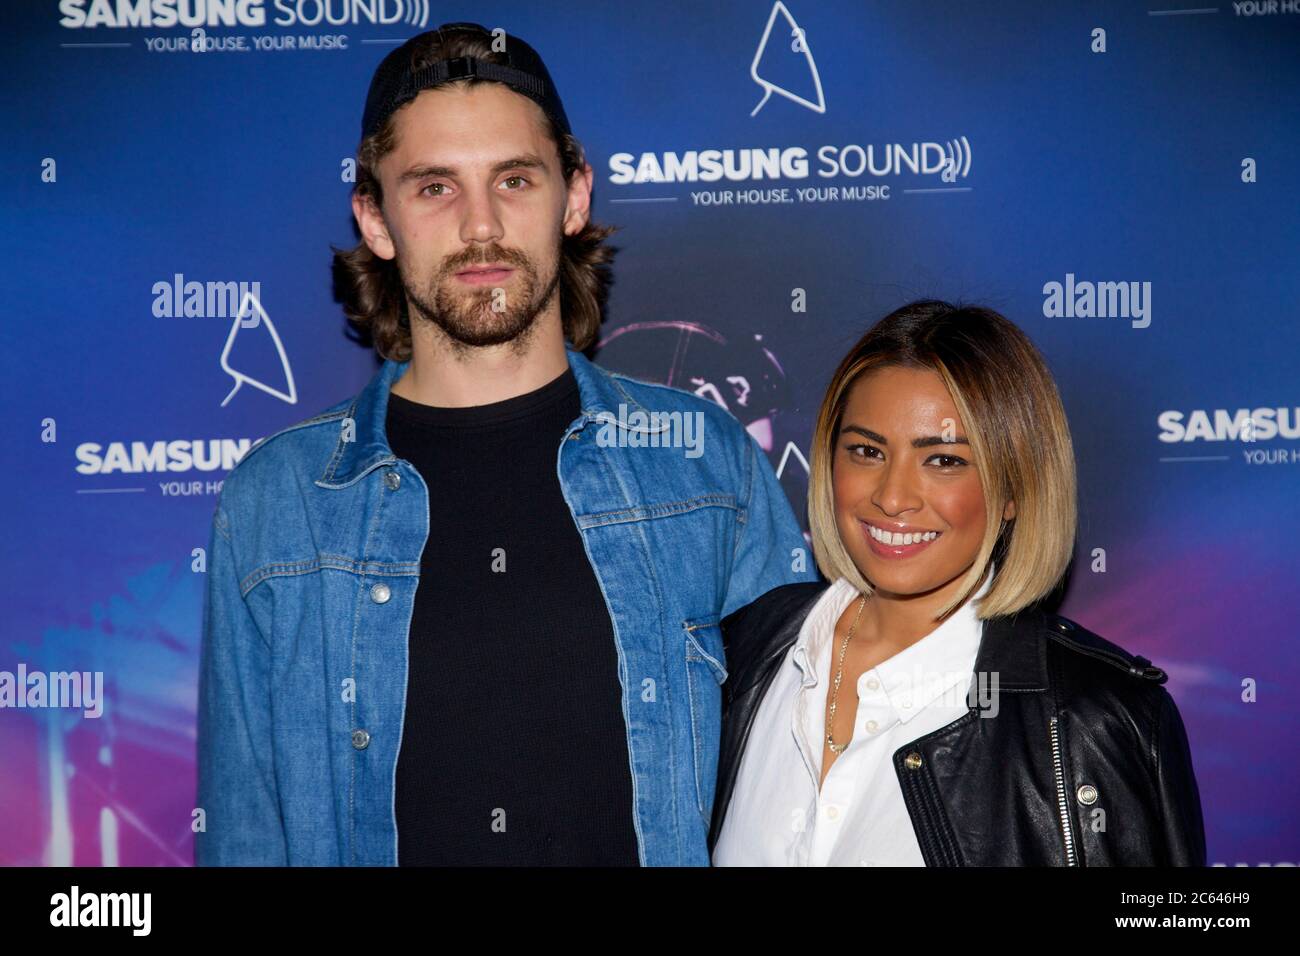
left=3, top=0, right=1298, bottom=866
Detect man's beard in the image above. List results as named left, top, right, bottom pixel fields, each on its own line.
left=399, top=239, right=561, bottom=350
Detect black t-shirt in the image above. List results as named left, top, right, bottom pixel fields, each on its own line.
left=386, top=365, right=640, bottom=865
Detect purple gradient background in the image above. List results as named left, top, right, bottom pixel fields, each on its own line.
left=3, top=1, right=1297, bottom=865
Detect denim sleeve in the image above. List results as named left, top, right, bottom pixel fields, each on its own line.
left=194, top=500, right=289, bottom=866
left=721, top=430, right=819, bottom=620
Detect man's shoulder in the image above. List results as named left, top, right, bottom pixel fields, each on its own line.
left=591, top=362, right=754, bottom=442
left=218, top=396, right=353, bottom=508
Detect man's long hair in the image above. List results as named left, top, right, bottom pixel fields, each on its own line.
left=332, top=26, right=617, bottom=362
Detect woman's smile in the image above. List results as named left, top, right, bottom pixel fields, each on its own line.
left=860, top=518, right=943, bottom=560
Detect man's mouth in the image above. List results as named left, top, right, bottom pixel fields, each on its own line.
left=455, top=264, right=514, bottom=285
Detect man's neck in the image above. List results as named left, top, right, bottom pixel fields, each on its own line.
left=390, top=312, right=570, bottom=408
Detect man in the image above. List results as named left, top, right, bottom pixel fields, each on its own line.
left=195, top=22, right=814, bottom=866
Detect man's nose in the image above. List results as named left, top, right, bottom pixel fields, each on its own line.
left=458, top=185, right=505, bottom=245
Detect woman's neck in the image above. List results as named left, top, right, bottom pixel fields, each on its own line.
left=854, top=565, right=987, bottom=648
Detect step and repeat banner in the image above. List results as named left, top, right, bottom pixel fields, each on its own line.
left=3, top=1, right=1298, bottom=866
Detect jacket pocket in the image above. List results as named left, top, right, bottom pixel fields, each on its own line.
left=684, top=615, right=728, bottom=820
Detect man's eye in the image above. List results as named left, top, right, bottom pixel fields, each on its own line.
left=501, top=175, right=528, bottom=189
left=421, top=183, right=446, bottom=197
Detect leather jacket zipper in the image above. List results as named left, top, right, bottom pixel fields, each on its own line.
left=1048, top=716, right=1079, bottom=866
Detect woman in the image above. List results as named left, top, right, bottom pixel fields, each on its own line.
left=709, top=300, right=1205, bottom=866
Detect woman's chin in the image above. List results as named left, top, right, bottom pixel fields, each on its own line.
left=853, top=556, right=963, bottom=601
left=854, top=562, right=929, bottom=597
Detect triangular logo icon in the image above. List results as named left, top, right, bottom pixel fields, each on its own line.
left=750, top=2, right=826, bottom=117
left=219, top=290, right=298, bottom=407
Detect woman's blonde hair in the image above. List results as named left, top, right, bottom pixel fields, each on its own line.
left=808, top=300, right=1077, bottom=621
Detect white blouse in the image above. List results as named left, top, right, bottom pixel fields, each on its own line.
left=713, top=573, right=991, bottom=866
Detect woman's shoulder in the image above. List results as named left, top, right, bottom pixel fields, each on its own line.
left=1033, top=611, right=1184, bottom=734
left=722, top=580, right=829, bottom=641
left=1038, top=612, right=1169, bottom=683
left=720, top=580, right=830, bottom=691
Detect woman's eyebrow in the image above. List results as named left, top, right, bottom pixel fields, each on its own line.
left=841, top=424, right=969, bottom=447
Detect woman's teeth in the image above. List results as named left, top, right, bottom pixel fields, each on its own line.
left=867, top=525, right=940, bottom=546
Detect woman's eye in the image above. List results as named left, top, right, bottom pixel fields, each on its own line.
left=846, top=443, right=881, bottom=461
left=928, top=454, right=968, bottom=468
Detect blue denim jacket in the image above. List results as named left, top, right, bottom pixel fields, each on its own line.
left=196, top=346, right=814, bottom=866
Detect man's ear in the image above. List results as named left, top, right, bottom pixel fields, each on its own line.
left=351, top=191, right=396, bottom=261
left=562, top=161, right=594, bottom=237
left=1002, top=499, right=1016, bottom=522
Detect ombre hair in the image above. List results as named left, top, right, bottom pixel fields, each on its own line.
left=807, top=300, right=1077, bottom=621
left=331, top=25, right=617, bottom=362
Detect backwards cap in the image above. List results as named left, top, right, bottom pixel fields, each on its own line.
left=360, top=22, right=572, bottom=142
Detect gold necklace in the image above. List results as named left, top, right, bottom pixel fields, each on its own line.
left=826, top=594, right=868, bottom=754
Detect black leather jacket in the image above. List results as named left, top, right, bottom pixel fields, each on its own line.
left=707, top=582, right=1207, bottom=866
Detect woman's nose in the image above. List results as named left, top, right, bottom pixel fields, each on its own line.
left=872, top=462, right=923, bottom=515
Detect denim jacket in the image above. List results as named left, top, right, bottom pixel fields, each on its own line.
left=196, top=345, right=815, bottom=866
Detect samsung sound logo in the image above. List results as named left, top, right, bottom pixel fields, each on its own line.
left=1157, top=407, right=1300, bottom=442
left=608, top=140, right=972, bottom=186
left=75, top=438, right=259, bottom=474
left=58, top=0, right=430, bottom=29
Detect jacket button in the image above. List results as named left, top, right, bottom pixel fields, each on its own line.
left=370, top=583, right=391, bottom=604
left=1077, top=784, right=1098, bottom=805
left=384, top=470, right=401, bottom=490
left=904, top=751, right=923, bottom=770
left=351, top=729, right=370, bottom=750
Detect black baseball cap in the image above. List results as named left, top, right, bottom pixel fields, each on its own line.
left=360, top=23, right=572, bottom=142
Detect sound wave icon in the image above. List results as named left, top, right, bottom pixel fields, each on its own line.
left=402, top=0, right=428, bottom=28
left=941, top=136, right=973, bottom=181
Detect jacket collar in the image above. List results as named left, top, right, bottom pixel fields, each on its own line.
left=316, top=346, right=654, bottom=489
left=737, top=580, right=1049, bottom=698
left=972, top=604, right=1050, bottom=692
